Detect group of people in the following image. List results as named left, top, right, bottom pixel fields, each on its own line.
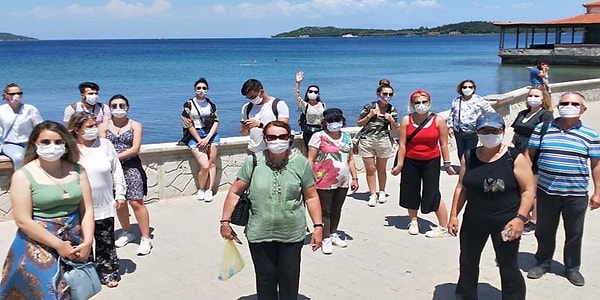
left=1, top=82, right=152, bottom=298
left=1, top=72, right=600, bottom=300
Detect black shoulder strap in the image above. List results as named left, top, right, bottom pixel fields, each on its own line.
left=464, top=148, right=472, bottom=170
left=537, top=119, right=551, bottom=150
left=272, top=98, right=280, bottom=119
left=247, top=153, right=257, bottom=188
left=244, top=103, right=253, bottom=119
left=206, top=98, right=216, bottom=113
left=406, top=113, right=435, bottom=144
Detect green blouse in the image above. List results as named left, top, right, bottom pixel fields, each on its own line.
left=238, top=151, right=316, bottom=243
left=22, top=165, right=83, bottom=218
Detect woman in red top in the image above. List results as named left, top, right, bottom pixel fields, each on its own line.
left=392, top=90, right=455, bottom=237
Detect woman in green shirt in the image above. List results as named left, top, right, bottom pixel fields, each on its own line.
left=220, top=120, right=323, bottom=300
left=1, top=121, right=95, bottom=299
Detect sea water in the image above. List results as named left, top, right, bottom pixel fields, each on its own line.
left=2, top=35, right=600, bottom=143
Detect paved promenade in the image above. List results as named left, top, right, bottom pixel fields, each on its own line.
left=2, top=102, right=600, bottom=299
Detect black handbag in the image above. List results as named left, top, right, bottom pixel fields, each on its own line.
left=230, top=154, right=257, bottom=226
left=177, top=130, right=193, bottom=146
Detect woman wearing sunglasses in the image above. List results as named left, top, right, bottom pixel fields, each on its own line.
left=181, top=77, right=220, bottom=202
left=220, top=120, right=323, bottom=299
left=356, top=80, right=399, bottom=207
left=307, top=108, right=358, bottom=255
left=391, top=90, right=455, bottom=237
left=447, top=79, right=496, bottom=160
left=68, top=111, right=126, bottom=288
left=98, top=94, right=152, bottom=255
left=0, top=82, right=43, bottom=170
left=294, top=71, right=326, bottom=149
left=0, top=121, right=94, bottom=299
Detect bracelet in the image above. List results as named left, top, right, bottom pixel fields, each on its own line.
left=219, top=219, right=231, bottom=223
left=313, top=223, right=324, bottom=228
left=442, top=161, right=452, bottom=168
left=352, top=177, right=359, bottom=181
left=515, top=214, right=529, bottom=223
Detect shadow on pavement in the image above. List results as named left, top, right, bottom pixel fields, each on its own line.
left=433, top=282, right=501, bottom=300
left=384, top=215, right=436, bottom=234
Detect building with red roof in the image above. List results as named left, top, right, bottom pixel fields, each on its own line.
left=494, top=1, right=600, bottom=65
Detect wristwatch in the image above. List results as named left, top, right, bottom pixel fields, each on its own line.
left=515, top=214, right=529, bottom=223
left=313, top=223, right=324, bottom=228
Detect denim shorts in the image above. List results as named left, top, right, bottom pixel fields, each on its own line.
left=187, top=128, right=220, bottom=148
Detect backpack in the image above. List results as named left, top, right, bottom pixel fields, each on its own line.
left=244, top=98, right=281, bottom=120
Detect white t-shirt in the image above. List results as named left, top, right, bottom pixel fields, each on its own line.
left=190, top=98, right=213, bottom=129
left=241, top=97, right=289, bottom=153
left=0, top=103, right=43, bottom=144
left=78, top=138, right=126, bottom=220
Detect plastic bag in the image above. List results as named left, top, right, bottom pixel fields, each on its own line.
left=217, top=239, right=245, bottom=281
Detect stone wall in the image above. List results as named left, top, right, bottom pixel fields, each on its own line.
left=2, top=78, right=600, bottom=220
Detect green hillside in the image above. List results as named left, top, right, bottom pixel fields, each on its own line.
left=272, top=21, right=499, bottom=38
left=0, top=32, right=37, bottom=41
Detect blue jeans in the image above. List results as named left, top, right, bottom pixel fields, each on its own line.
left=454, top=131, right=478, bottom=160
left=534, top=189, right=587, bottom=271
left=1, top=142, right=26, bottom=170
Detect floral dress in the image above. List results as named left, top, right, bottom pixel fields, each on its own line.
left=308, top=131, right=353, bottom=190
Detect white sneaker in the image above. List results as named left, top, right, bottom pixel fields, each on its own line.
left=196, top=189, right=205, bottom=201
left=425, top=226, right=450, bottom=238
left=408, top=220, right=419, bottom=235
left=367, top=194, right=377, bottom=207
left=115, top=231, right=135, bottom=248
left=321, top=237, right=333, bottom=255
left=377, top=191, right=387, bottom=204
left=204, top=191, right=213, bottom=202
left=137, top=237, right=153, bottom=255
left=330, top=233, right=347, bottom=248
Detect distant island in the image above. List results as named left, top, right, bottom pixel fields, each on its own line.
left=0, top=32, right=37, bottom=41
left=272, top=21, right=500, bottom=38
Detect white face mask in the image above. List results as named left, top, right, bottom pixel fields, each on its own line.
left=527, top=96, right=542, bottom=107
left=85, top=94, right=99, bottom=105
left=478, top=133, right=503, bottom=148
left=9, top=95, right=21, bottom=104
left=82, top=128, right=99, bottom=140
left=250, top=95, right=263, bottom=105
left=307, top=93, right=318, bottom=100
left=558, top=105, right=580, bottom=118
left=266, top=140, right=289, bottom=154
left=111, top=108, right=127, bottom=118
left=36, top=144, right=66, bottom=162
left=378, top=95, right=392, bottom=104
left=326, top=121, right=343, bottom=132
left=462, top=88, right=474, bottom=96
left=414, top=103, right=430, bottom=114
left=195, top=89, right=207, bottom=97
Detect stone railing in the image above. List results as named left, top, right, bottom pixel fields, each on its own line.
left=2, top=78, right=600, bottom=220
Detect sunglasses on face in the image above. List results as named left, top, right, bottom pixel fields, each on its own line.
left=381, top=93, right=394, bottom=96
left=558, top=102, right=581, bottom=107
left=413, top=100, right=429, bottom=105
left=110, top=103, right=127, bottom=109
left=6, top=92, right=23, bottom=96
left=196, top=86, right=208, bottom=91
left=39, top=139, right=65, bottom=145
left=307, top=90, right=319, bottom=94
left=327, top=117, right=343, bottom=123
left=265, top=134, right=291, bottom=141
left=462, top=86, right=474, bottom=89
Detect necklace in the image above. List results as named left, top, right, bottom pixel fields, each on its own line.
left=265, top=154, right=289, bottom=172
left=37, top=161, right=71, bottom=201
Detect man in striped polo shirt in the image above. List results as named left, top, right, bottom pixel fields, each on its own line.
left=525, top=92, right=600, bottom=287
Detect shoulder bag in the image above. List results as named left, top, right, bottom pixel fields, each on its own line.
left=406, top=113, right=435, bottom=144
left=53, top=257, right=102, bottom=300
left=230, top=153, right=257, bottom=226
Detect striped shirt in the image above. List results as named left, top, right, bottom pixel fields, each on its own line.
left=528, top=119, right=600, bottom=196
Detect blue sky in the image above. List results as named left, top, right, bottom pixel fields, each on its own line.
left=0, top=0, right=586, bottom=39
